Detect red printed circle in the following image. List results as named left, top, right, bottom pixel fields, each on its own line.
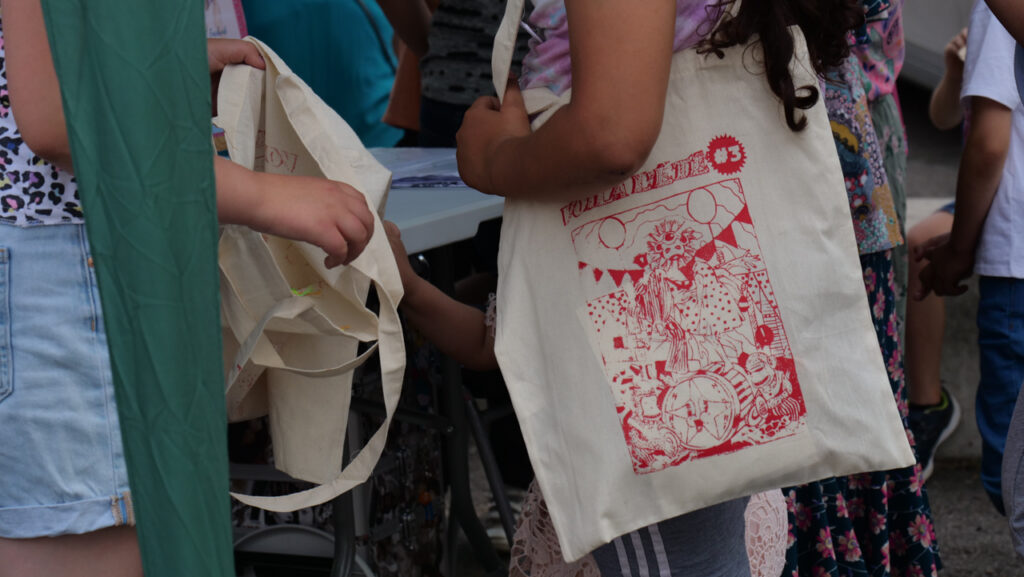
left=707, top=135, right=746, bottom=175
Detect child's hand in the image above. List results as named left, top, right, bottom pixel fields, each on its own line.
left=930, top=28, right=969, bottom=130
left=944, top=28, right=968, bottom=79
left=914, top=233, right=974, bottom=299
left=383, top=221, right=424, bottom=299
left=207, top=38, right=266, bottom=116
left=456, top=82, right=531, bottom=195
left=254, top=173, right=375, bottom=269
left=207, top=38, right=266, bottom=75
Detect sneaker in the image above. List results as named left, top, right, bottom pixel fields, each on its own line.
left=908, top=388, right=962, bottom=480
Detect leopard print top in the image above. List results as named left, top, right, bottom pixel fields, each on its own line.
left=0, top=17, right=83, bottom=227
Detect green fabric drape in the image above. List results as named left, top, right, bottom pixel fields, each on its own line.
left=40, top=2, right=233, bottom=575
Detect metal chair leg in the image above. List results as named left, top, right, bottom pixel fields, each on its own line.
left=328, top=442, right=357, bottom=577
left=444, top=356, right=503, bottom=574
left=464, top=389, right=516, bottom=545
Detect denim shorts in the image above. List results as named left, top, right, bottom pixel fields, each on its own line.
left=0, top=222, right=133, bottom=538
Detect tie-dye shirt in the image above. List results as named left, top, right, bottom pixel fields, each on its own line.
left=520, top=0, right=722, bottom=95
left=851, top=0, right=905, bottom=101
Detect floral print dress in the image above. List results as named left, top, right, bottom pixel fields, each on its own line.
left=825, top=50, right=903, bottom=255
left=782, top=3, right=941, bottom=575
left=784, top=249, right=941, bottom=577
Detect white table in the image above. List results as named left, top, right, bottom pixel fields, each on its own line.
left=372, top=147, right=504, bottom=253
left=384, top=185, right=504, bottom=253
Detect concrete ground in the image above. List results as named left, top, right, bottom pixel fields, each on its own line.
left=928, top=461, right=1021, bottom=576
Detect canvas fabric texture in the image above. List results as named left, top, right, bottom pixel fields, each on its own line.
left=490, top=0, right=916, bottom=561
left=214, top=38, right=406, bottom=512
left=41, top=1, right=235, bottom=574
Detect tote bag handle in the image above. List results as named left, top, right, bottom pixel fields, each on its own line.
left=214, top=44, right=406, bottom=511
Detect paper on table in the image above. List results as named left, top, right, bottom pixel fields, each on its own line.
left=369, top=147, right=466, bottom=188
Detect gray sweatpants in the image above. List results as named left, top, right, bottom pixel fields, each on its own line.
left=591, top=497, right=751, bottom=577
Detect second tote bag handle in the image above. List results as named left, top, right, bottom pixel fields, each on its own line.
left=214, top=38, right=405, bottom=512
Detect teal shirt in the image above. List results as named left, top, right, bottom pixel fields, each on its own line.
left=242, top=0, right=402, bottom=147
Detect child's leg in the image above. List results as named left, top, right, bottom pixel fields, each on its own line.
left=0, top=224, right=138, bottom=575
left=0, top=527, right=142, bottom=577
left=906, top=206, right=961, bottom=480
left=906, top=209, right=955, bottom=405
left=976, top=276, right=1024, bottom=513
left=590, top=497, right=750, bottom=577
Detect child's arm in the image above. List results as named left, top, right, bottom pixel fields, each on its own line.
left=4, top=3, right=268, bottom=171
left=208, top=38, right=266, bottom=117
left=4, top=0, right=374, bottom=267
left=384, top=222, right=498, bottom=371
left=456, top=0, right=677, bottom=203
left=987, top=0, right=1024, bottom=47
left=216, top=157, right=374, bottom=267
left=929, top=29, right=968, bottom=131
left=3, top=0, right=72, bottom=171
left=376, top=0, right=432, bottom=56
left=916, top=96, right=1012, bottom=298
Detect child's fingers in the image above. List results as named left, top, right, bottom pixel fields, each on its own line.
left=324, top=254, right=344, bottom=269
left=914, top=234, right=949, bottom=262
left=501, top=83, right=527, bottom=112
left=469, top=95, right=501, bottom=112
left=350, top=195, right=375, bottom=238
left=912, top=244, right=930, bottom=263
left=953, top=29, right=969, bottom=61
left=240, top=45, right=267, bottom=69
left=331, top=181, right=374, bottom=240
left=383, top=221, right=401, bottom=246
left=337, top=212, right=372, bottom=260
left=208, top=38, right=267, bottom=71
left=931, top=270, right=970, bottom=298
left=229, top=40, right=266, bottom=69
left=912, top=244, right=929, bottom=262
left=321, top=232, right=349, bottom=269
left=383, top=221, right=411, bottom=266
left=320, top=212, right=371, bottom=268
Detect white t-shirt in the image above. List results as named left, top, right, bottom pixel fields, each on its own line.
left=962, top=1, right=1024, bottom=278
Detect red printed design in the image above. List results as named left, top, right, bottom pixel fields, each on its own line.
left=255, top=129, right=300, bottom=174
left=573, top=176, right=807, bottom=474
left=708, top=135, right=746, bottom=175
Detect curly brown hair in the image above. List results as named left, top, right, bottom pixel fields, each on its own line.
left=699, top=0, right=864, bottom=132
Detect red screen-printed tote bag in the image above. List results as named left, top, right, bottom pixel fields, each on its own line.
left=214, top=38, right=405, bottom=512
left=489, top=0, right=916, bottom=562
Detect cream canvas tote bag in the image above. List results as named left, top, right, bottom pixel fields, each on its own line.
left=214, top=38, right=405, bottom=512
left=490, top=1, right=916, bottom=561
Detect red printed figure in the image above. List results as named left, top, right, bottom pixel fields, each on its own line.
left=572, top=157, right=807, bottom=474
